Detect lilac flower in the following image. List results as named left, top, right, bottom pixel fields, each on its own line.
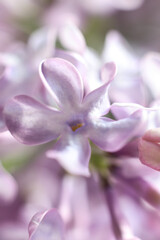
left=4, top=58, right=144, bottom=176
left=41, top=1, right=86, bottom=54
left=0, top=21, right=86, bottom=133
left=101, top=30, right=146, bottom=105
left=59, top=30, right=145, bottom=105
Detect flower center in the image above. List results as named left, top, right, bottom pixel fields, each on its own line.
left=70, top=123, right=84, bottom=132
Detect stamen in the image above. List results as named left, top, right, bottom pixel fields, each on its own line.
left=71, top=123, right=84, bottom=132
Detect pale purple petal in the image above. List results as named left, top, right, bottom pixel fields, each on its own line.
left=83, top=82, right=111, bottom=117
left=4, top=95, right=62, bottom=145
left=53, top=49, right=88, bottom=90
left=111, top=103, right=160, bottom=131
left=47, top=135, right=91, bottom=176
left=100, top=62, right=116, bottom=84
left=110, top=103, right=145, bottom=119
left=102, top=31, right=144, bottom=105
left=29, top=209, right=65, bottom=240
left=81, top=62, right=116, bottom=116
left=82, top=48, right=101, bottom=93
left=139, top=128, right=160, bottom=171
left=87, top=111, right=146, bottom=152
left=103, top=30, right=138, bottom=73
left=58, top=23, right=86, bottom=53
left=39, top=58, right=84, bottom=110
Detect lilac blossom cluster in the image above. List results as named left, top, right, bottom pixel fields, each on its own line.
left=1, top=0, right=160, bottom=240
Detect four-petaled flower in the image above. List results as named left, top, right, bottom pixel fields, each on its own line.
left=4, top=58, right=143, bottom=175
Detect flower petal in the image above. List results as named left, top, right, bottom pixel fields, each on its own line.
left=40, top=58, right=84, bottom=111
left=83, top=82, right=112, bottom=117
left=110, top=102, right=145, bottom=119
left=102, top=30, right=145, bottom=105
left=88, top=111, right=146, bottom=152
left=58, top=23, right=86, bottom=53
left=100, top=62, right=117, bottom=84
left=103, top=30, right=138, bottom=73
left=29, top=209, right=65, bottom=240
left=139, top=128, right=160, bottom=171
left=4, top=95, right=61, bottom=145
left=47, top=134, right=91, bottom=176
left=53, top=49, right=88, bottom=90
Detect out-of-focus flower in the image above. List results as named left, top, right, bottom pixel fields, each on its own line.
left=23, top=153, right=160, bottom=240
left=4, top=58, right=145, bottom=176
left=104, top=32, right=160, bottom=108
left=42, top=3, right=86, bottom=54
left=103, top=30, right=146, bottom=105
left=61, top=30, right=145, bottom=105
left=0, top=22, right=86, bottom=133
